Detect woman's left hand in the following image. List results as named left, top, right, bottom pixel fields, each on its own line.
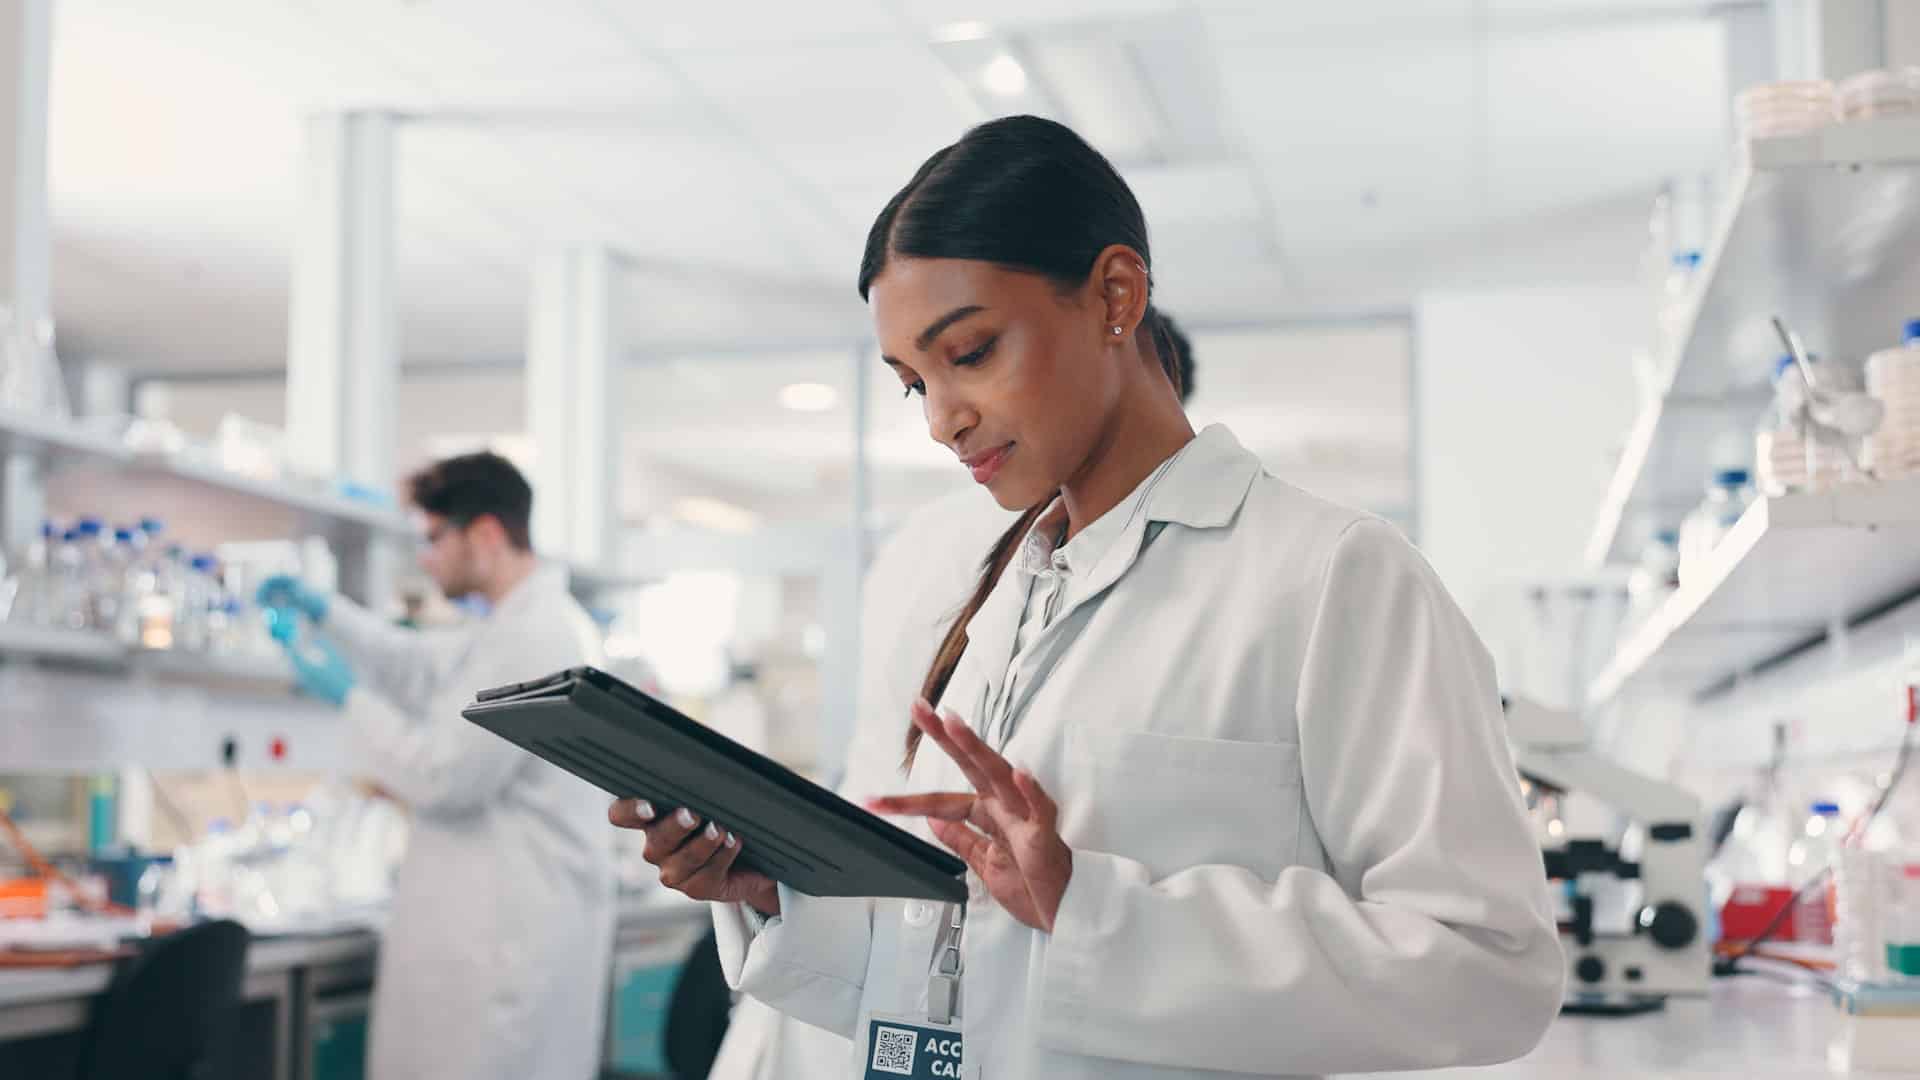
left=867, top=699, right=1073, bottom=932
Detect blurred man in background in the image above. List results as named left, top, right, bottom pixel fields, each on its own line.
left=259, top=452, right=613, bottom=1080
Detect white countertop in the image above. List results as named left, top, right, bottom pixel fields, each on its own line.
left=0, top=929, right=380, bottom=1009
left=1345, top=978, right=1913, bottom=1079
left=0, top=892, right=708, bottom=1014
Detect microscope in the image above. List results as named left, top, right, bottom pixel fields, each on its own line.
left=1505, top=697, right=1711, bottom=1013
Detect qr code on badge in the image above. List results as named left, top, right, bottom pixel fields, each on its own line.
left=872, top=1025, right=919, bottom=1075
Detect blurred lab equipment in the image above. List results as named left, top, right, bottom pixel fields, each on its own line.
left=1774, top=317, right=1882, bottom=487
left=0, top=305, right=72, bottom=418
left=1506, top=697, right=1710, bottom=1011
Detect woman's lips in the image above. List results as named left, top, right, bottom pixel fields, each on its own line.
left=964, top=443, right=1014, bottom=484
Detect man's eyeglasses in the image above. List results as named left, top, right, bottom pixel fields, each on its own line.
left=420, top=517, right=471, bottom=547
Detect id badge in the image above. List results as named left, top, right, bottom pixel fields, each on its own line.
left=862, top=1012, right=973, bottom=1079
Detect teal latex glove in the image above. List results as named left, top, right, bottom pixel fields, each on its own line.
left=278, top=629, right=357, bottom=708
left=256, top=575, right=330, bottom=624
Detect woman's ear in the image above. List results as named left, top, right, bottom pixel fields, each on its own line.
left=1093, top=245, right=1151, bottom=342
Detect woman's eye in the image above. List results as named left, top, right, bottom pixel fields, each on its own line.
left=902, top=380, right=925, bottom=399
left=954, top=338, right=997, bottom=367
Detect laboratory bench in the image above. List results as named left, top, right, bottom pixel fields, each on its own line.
left=0, top=892, right=712, bottom=1080
left=1347, top=977, right=1913, bottom=1079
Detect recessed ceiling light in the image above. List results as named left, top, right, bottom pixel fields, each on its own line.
left=983, top=53, right=1029, bottom=97
left=936, top=20, right=992, bottom=43
left=778, top=382, right=838, bottom=412
left=671, top=496, right=761, bottom=534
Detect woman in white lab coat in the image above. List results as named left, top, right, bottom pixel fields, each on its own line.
left=612, top=115, right=1564, bottom=1078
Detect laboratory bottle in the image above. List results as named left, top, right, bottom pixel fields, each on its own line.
left=10, top=520, right=55, bottom=625
left=51, top=526, right=90, bottom=631
left=1787, top=801, right=1844, bottom=945
left=176, top=554, right=219, bottom=652
left=1755, top=357, right=1809, bottom=496
left=1676, top=469, right=1754, bottom=588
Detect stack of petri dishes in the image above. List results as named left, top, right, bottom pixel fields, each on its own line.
left=1735, top=80, right=1836, bottom=140
left=1838, top=67, right=1920, bottom=121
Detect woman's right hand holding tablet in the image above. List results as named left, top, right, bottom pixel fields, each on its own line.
left=609, top=799, right=780, bottom=916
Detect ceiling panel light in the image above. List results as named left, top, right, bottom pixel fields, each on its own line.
left=983, top=53, right=1030, bottom=97
left=936, top=20, right=992, bottom=43
left=778, top=382, right=839, bottom=412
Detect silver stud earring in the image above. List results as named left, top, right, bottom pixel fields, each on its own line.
left=1111, top=325, right=1124, bottom=336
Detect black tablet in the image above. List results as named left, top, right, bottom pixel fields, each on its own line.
left=463, top=666, right=967, bottom=903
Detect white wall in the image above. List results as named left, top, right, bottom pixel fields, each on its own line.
left=1415, top=286, right=1643, bottom=704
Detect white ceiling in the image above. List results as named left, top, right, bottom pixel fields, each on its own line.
left=44, top=0, right=1735, bottom=373
left=45, top=1, right=1741, bottom=531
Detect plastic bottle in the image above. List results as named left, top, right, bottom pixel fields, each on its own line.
left=1888, top=855, right=1920, bottom=982
left=202, top=559, right=233, bottom=654
left=88, top=527, right=134, bottom=638
left=1787, top=801, right=1844, bottom=945
left=120, top=525, right=157, bottom=646
left=187, top=555, right=225, bottom=653
left=10, top=520, right=55, bottom=626
left=50, top=526, right=90, bottom=631
left=1756, top=357, right=1809, bottom=497
left=176, top=554, right=215, bottom=653
left=1677, top=469, right=1755, bottom=588
left=1627, top=529, right=1681, bottom=625
left=195, top=818, right=236, bottom=916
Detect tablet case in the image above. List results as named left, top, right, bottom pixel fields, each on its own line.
left=463, top=666, right=967, bottom=903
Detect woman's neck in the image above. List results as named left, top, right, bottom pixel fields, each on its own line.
left=1059, top=387, right=1195, bottom=542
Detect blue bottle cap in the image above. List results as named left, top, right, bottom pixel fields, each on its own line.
left=1714, top=468, right=1751, bottom=487
left=113, top=528, right=135, bottom=544
left=139, top=517, right=164, bottom=535
left=1905, top=319, right=1920, bottom=345
left=75, top=518, right=102, bottom=535
left=1812, top=801, right=1841, bottom=815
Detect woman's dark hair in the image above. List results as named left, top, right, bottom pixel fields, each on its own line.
left=860, top=115, right=1180, bottom=767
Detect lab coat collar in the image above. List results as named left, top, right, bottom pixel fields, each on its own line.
left=1051, top=423, right=1257, bottom=608
left=959, top=424, right=1262, bottom=735
left=1142, top=423, right=1262, bottom=531
left=493, top=561, right=568, bottom=619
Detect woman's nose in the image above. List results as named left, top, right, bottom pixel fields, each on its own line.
left=924, top=385, right=975, bottom=450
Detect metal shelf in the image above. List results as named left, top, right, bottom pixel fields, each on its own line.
left=0, top=409, right=414, bottom=548
left=0, top=620, right=297, bottom=692
left=0, top=621, right=127, bottom=666
left=1586, top=114, right=1920, bottom=567
left=1587, top=474, right=1920, bottom=705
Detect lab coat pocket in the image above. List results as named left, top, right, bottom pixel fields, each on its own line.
left=1070, top=728, right=1301, bottom=882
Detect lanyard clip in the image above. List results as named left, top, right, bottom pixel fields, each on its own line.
left=927, top=902, right=966, bottom=1025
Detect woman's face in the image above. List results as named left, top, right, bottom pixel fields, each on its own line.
left=869, top=256, right=1121, bottom=510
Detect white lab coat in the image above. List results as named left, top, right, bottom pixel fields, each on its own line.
left=712, top=424, right=1564, bottom=1079
left=710, top=487, right=1016, bottom=1080
left=325, top=565, right=615, bottom=1080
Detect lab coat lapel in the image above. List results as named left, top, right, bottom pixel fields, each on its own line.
left=951, top=560, right=1030, bottom=732
left=1046, top=424, right=1262, bottom=628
